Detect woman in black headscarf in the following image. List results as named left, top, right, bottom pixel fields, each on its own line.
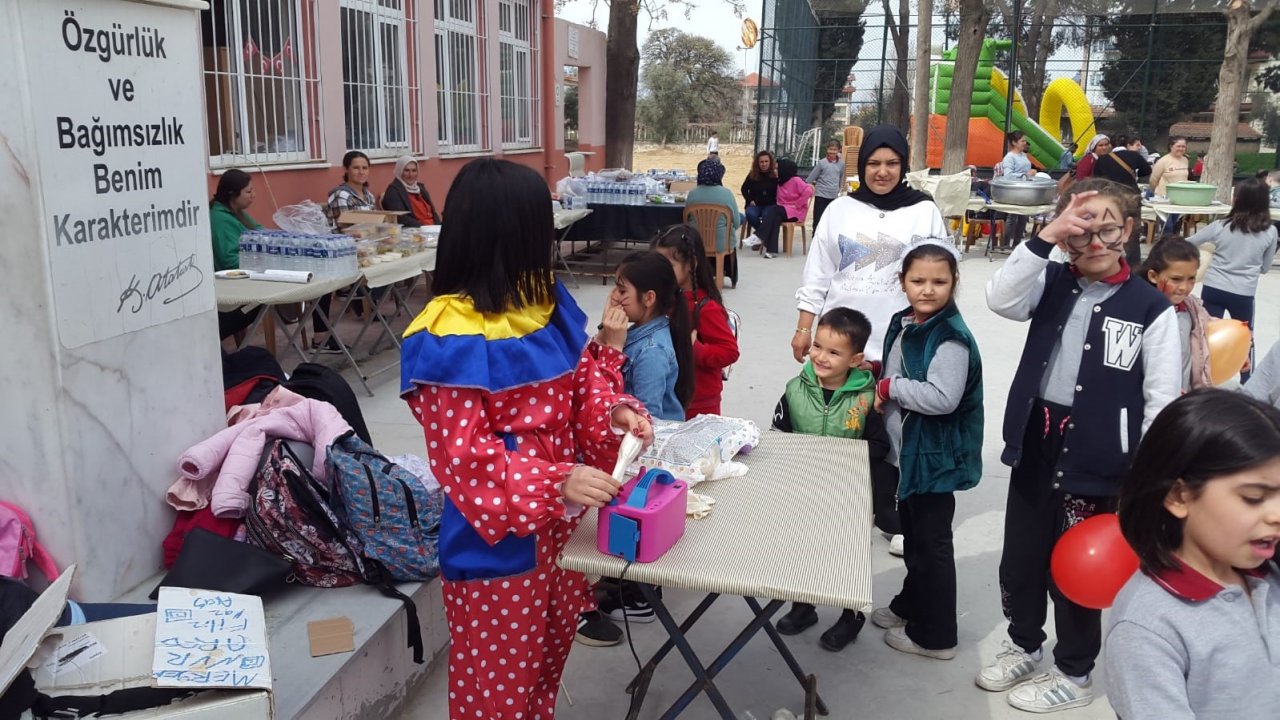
left=793, top=125, right=947, bottom=364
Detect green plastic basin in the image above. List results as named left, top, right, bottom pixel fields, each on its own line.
left=1166, top=182, right=1217, bottom=206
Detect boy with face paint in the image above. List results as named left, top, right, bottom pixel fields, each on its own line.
left=980, top=179, right=1182, bottom=714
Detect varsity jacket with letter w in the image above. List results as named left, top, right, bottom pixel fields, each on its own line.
left=986, top=237, right=1181, bottom=497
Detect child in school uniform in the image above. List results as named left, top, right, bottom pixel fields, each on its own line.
left=1139, top=235, right=1214, bottom=392
left=771, top=307, right=891, bottom=651
left=1107, top=390, right=1280, bottom=717
left=652, top=224, right=740, bottom=418
left=982, top=178, right=1182, bottom=713
left=869, top=240, right=983, bottom=661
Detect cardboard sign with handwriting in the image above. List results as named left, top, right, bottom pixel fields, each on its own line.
left=152, top=587, right=272, bottom=689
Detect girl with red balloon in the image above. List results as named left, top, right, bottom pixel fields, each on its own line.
left=982, top=178, right=1182, bottom=714
left=1107, top=390, right=1280, bottom=717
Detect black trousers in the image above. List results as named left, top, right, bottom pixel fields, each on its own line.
left=758, top=205, right=789, bottom=253
left=999, top=400, right=1116, bottom=677
left=812, top=196, right=835, bottom=232
left=218, top=307, right=261, bottom=340
left=873, top=463, right=902, bottom=536
left=889, top=492, right=957, bottom=649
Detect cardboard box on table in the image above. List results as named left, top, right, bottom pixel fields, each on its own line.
left=0, top=568, right=273, bottom=718
left=336, top=210, right=408, bottom=227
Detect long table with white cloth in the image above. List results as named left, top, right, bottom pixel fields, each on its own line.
left=215, top=248, right=436, bottom=394
left=557, top=432, right=872, bottom=719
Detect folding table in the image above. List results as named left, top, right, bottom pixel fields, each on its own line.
left=335, top=249, right=437, bottom=391
left=215, top=271, right=363, bottom=367
left=554, top=208, right=593, bottom=288
left=557, top=433, right=872, bottom=720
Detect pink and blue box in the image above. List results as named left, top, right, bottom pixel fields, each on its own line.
left=597, top=468, right=687, bottom=563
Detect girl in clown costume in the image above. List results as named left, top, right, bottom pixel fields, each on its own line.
left=401, top=158, right=652, bottom=719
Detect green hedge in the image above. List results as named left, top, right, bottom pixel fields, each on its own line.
left=1236, top=152, right=1278, bottom=174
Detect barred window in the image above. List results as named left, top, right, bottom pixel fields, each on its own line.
left=435, top=0, right=488, bottom=153
left=201, top=0, right=324, bottom=167
left=341, top=0, right=419, bottom=156
left=498, top=0, right=537, bottom=148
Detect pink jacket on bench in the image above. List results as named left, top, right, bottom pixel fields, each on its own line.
left=170, top=396, right=352, bottom=517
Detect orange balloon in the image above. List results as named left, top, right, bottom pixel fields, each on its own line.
left=1205, top=318, right=1252, bottom=385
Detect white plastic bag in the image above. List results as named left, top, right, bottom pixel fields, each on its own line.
left=637, top=415, right=760, bottom=486
left=274, top=200, right=332, bottom=235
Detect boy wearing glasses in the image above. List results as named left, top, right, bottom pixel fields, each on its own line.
left=978, top=179, right=1181, bottom=714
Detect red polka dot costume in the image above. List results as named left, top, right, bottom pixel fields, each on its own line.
left=401, top=282, right=645, bottom=719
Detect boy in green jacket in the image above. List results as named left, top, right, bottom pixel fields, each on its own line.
left=771, top=307, right=892, bottom=651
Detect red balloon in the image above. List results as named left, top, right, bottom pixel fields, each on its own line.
left=1050, top=513, right=1139, bottom=610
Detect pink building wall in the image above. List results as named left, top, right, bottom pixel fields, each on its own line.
left=203, top=9, right=607, bottom=221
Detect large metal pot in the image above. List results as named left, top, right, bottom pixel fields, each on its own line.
left=990, top=175, right=1057, bottom=206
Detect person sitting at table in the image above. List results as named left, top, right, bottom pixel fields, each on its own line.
left=313, top=151, right=378, bottom=354
left=771, top=307, right=891, bottom=651
left=740, top=150, right=779, bottom=251
left=210, top=169, right=262, bottom=340
left=1074, top=135, right=1110, bottom=179
left=381, top=155, right=441, bottom=228
left=685, top=159, right=742, bottom=286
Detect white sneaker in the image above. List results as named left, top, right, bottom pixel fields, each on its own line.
left=1006, top=668, right=1094, bottom=713
left=870, top=606, right=906, bottom=629
left=889, top=534, right=905, bottom=557
left=884, top=625, right=956, bottom=660
left=976, top=641, right=1040, bottom=692
left=744, top=233, right=761, bottom=248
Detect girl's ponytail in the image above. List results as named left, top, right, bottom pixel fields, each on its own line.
left=668, top=286, right=695, bottom=407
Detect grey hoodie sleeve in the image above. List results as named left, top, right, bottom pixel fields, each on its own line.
left=1243, top=341, right=1280, bottom=408
left=887, top=340, right=970, bottom=415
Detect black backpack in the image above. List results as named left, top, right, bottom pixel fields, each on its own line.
left=284, top=364, right=373, bottom=444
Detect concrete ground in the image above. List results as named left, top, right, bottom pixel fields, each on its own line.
left=365, top=243, right=1280, bottom=720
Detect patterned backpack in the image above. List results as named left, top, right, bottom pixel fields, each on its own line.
left=244, top=439, right=426, bottom=663
left=326, top=434, right=443, bottom=582
left=244, top=440, right=367, bottom=588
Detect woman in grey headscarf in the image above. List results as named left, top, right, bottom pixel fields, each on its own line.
left=382, top=155, right=441, bottom=227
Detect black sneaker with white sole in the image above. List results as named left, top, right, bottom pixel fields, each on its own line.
left=599, top=590, right=656, bottom=624
left=575, top=611, right=623, bottom=647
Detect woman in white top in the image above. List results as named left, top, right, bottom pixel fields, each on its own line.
left=794, top=125, right=947, bottom=364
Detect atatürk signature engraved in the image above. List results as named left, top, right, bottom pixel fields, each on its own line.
left=117, top=253, right=205, bottom=314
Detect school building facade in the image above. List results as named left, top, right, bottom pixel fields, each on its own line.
left=198, top=0, right=606, bottom=213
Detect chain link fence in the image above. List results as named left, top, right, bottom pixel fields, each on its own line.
left=754, top=0, right=1279, bottom=170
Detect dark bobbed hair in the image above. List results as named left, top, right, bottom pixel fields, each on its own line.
left=650, top=224, right=722, bottom=304
left=816, top=307, right=872, bottom=354
left=616, top=251, right=695, bottom=408
left=901, top=242, right=959, bottom=285
left=826, top=139, right=843, bottom=150
left=1007, top=130, right=1026, bottom=143
left=1226, top=178, right=1274, bottom=234
left=342, top=150, right=371, bottom=184
left=1114, top=132, right=1140, bottom=148
left=1119, top=390, right=1280, bottom=573
left=1167, top=135, right=1187, bottom=149
left=212, top=169, right=255, bottom=226
left=747, top=150, right=777, bottom=182
left=1055, top=177, right=1140, bottom=221
left=1139, top=235, right=1200, bottom=283
left=432, top=158, right=554, bottom=313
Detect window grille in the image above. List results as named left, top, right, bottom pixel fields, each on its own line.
left=201, top=0, right=324, bottom=167
left=435, top=0, right=489, bottom=152
left=498, top=0, right=538, bottom=148
left=341, top=0, right=420, bottom=156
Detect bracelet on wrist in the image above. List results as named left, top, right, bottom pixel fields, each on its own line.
left=795, top=327, right=811, bottom=334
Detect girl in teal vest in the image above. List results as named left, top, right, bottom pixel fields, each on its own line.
left=870, top=240, right=983, bottom=661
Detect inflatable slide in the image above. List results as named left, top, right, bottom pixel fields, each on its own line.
left=923, top=39, right=1097, bottom=170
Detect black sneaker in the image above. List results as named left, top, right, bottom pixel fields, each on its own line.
left=819, top=610, right=866, bottom=652
left=312, top=336, right=343, bottom=355
left=575, top=611, right=622, bottom=647
left=775, top=603, right=819, bottom=636
left=599, top=589, right=656, bottom=624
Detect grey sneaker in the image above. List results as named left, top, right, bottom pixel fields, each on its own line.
left=884, top=626, right=956, bottom=660
left=1006, top=668, right=1094, bottom=713
left=888, top=534, right=905, bottom=557
left=976, top=641, right=1040, bottom=692
left=870, top=607, right=906, bottom=629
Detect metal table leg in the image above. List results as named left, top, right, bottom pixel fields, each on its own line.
left=635, top=585, right=737, bottom=720
left=744, top=597, right=829, bottom=716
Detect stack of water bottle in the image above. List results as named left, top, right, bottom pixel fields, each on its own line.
left=584, top=178, right=666, bottom=205
left=238, top=230, right=359, bottom=279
